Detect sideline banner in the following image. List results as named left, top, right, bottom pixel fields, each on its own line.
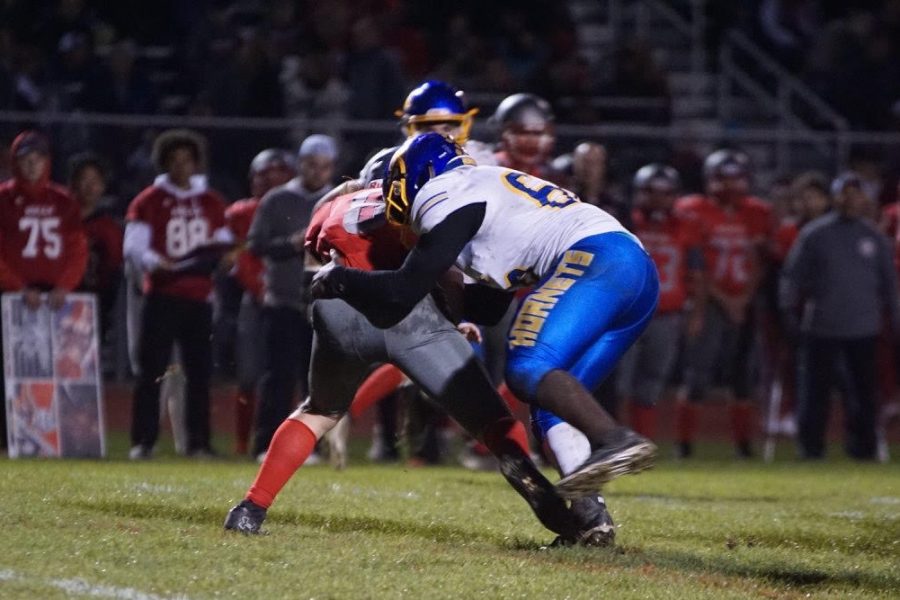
left=2, top=293, right=105, bottom=458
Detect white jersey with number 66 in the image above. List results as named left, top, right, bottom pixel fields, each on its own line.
left=411, top=165, right=637, bottom=290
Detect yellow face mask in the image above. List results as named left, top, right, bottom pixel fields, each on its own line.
left=401, top=109, right=479, bottom=144
left=384, top=155, right=410, bottom=226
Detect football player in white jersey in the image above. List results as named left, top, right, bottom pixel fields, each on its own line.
left=312, top=133, right=660, bottom=497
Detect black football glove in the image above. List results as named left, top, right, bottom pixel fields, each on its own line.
left=309, top=263, right=348, bottom=300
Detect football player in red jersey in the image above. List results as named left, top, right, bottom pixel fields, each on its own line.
left=68, top=153, right=124, bottom=337
left=0, top=131, right=88, bottom=308
left=225, top=152, right=616, bottom=546
left=616, top=164, right=705, bottom=440
left=0, top=130, right=88, bottom=448
left=491, top=93, right=558, bottom=181
left=225, top=148, right=296, bottom=455
left=124, top=129, right=231, bottom=459
left=674, top=149, right=774, bottom=458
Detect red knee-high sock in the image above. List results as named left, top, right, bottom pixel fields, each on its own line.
left=234, top=391, right=256, bottom=455
left=675, top=402, right=698, bottom=444
left=497, top=382, right=525, bottom=411
left=247, top=419, right=317, bottom=508
left=350, top=365, right=404, bottom=419
left=481, top=416, right=531, bottom=458
left=630, top=404, right=657, bottom=439
left=731, top=401, right=754, bottom=445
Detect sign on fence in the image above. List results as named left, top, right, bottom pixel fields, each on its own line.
left=2, top=293, right=105, bottom=458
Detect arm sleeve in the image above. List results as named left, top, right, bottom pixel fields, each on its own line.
left=123, top=221, right=162, bottom=273
left=331, top=203, right=486, bottom=328
left=247, top=196, right=301, bottom=261
left=462, top=284, right=515, bottom=325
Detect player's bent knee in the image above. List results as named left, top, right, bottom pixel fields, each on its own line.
left=505, top=352, right=558, bottom=402
left=288, top=409, right=342, bottom=439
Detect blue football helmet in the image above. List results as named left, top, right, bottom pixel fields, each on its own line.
left=383, top=132, right=475, bottom=225
left=397, top=80, right=478, bottom=144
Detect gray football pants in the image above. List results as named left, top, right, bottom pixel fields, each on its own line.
left=615, top=312, right=683, bottom=407
left=303, top=296, right=509, bottom=438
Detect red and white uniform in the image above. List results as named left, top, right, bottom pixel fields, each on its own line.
left=675, top=194, right=773, bottom=297
left=0, top=148, right=87, bottom=292
left=631, top=209, right=704, bottom=314
left=226, top=198, right=265, bottom=301
left=124, top=175, right=228, bottom=302
left=306, top=187, right=414, bottom=272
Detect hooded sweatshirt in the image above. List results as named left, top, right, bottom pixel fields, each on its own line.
left=124, top=173, right=230, bottom=302
left=0, top=131, right=88, bottom=291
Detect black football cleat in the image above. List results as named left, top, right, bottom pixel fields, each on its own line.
left=548, top=496, right=616, bottom=548
left=556, top=429, right=657, bottom=499
left=498, top=454, right=582, bottom=540
left=224, top=499, right=267, bottom=535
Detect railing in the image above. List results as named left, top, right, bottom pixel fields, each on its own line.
left=0, top=110, right=894, bottom=178
left=719, top=30, right=850, bottom=169
left=603, top=1, right=853, bottom=174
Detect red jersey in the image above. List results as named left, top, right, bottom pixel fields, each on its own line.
left=771, top=218, right=799, bottom=264
left=675, top=194, right=773, bottom=297
left=126, top=181, right=227, bottom=301
left=880, top=203, right=900, bottom=272
left=306, top=187, right=413, bottom=272
left=631, top=209, right=704, bottom=313
left=0, top=180, right=87, bottom=292
left=225, top=198, right=265, bottom=300
left=494, top=151, right=560, bottom=183
left=81, top=209, right=124, bottom=293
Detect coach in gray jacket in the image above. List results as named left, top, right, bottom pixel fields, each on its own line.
left=779, top=172, right=900, bottom=460
left=248, top=134, right=337, bottom=458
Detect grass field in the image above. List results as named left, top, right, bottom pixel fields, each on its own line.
left=1, top=440, right=899, bottom=599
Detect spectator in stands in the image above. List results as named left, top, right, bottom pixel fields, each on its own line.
left=124, top=129, right=230, bottom=460
left=68, top=152, right=123, bottom=337
left=208, top=27, right=283, bottom=117
left=248, top=134, right=336, bottom=460
left=756, top=0, right=820, bottom=72
left=102, top=39, right=159, bottom=114
left=0, top=130, right=88, bottom=448
left=51, top=30, right=108, bottom=112
left=280, top=44, right=349, bottom=125
left=606, top=39, right=671, bottom=124
left=780, top=173, right=900, bottom=460
left=344, top=17, right=406, bottom=120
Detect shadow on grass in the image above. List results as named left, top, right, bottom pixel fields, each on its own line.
left=505, top=538, right=898, bottom=594
left=609, top=491, right=782, bottom=504
left=63, top=498, right=510, bottom=546
left=629, top=546, right=897, bottom=592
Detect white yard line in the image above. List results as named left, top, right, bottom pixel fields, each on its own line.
left=0, top=568, right=190, bottom=600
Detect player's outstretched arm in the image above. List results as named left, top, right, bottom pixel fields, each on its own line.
left=311, top=203, right=485, bottom=328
